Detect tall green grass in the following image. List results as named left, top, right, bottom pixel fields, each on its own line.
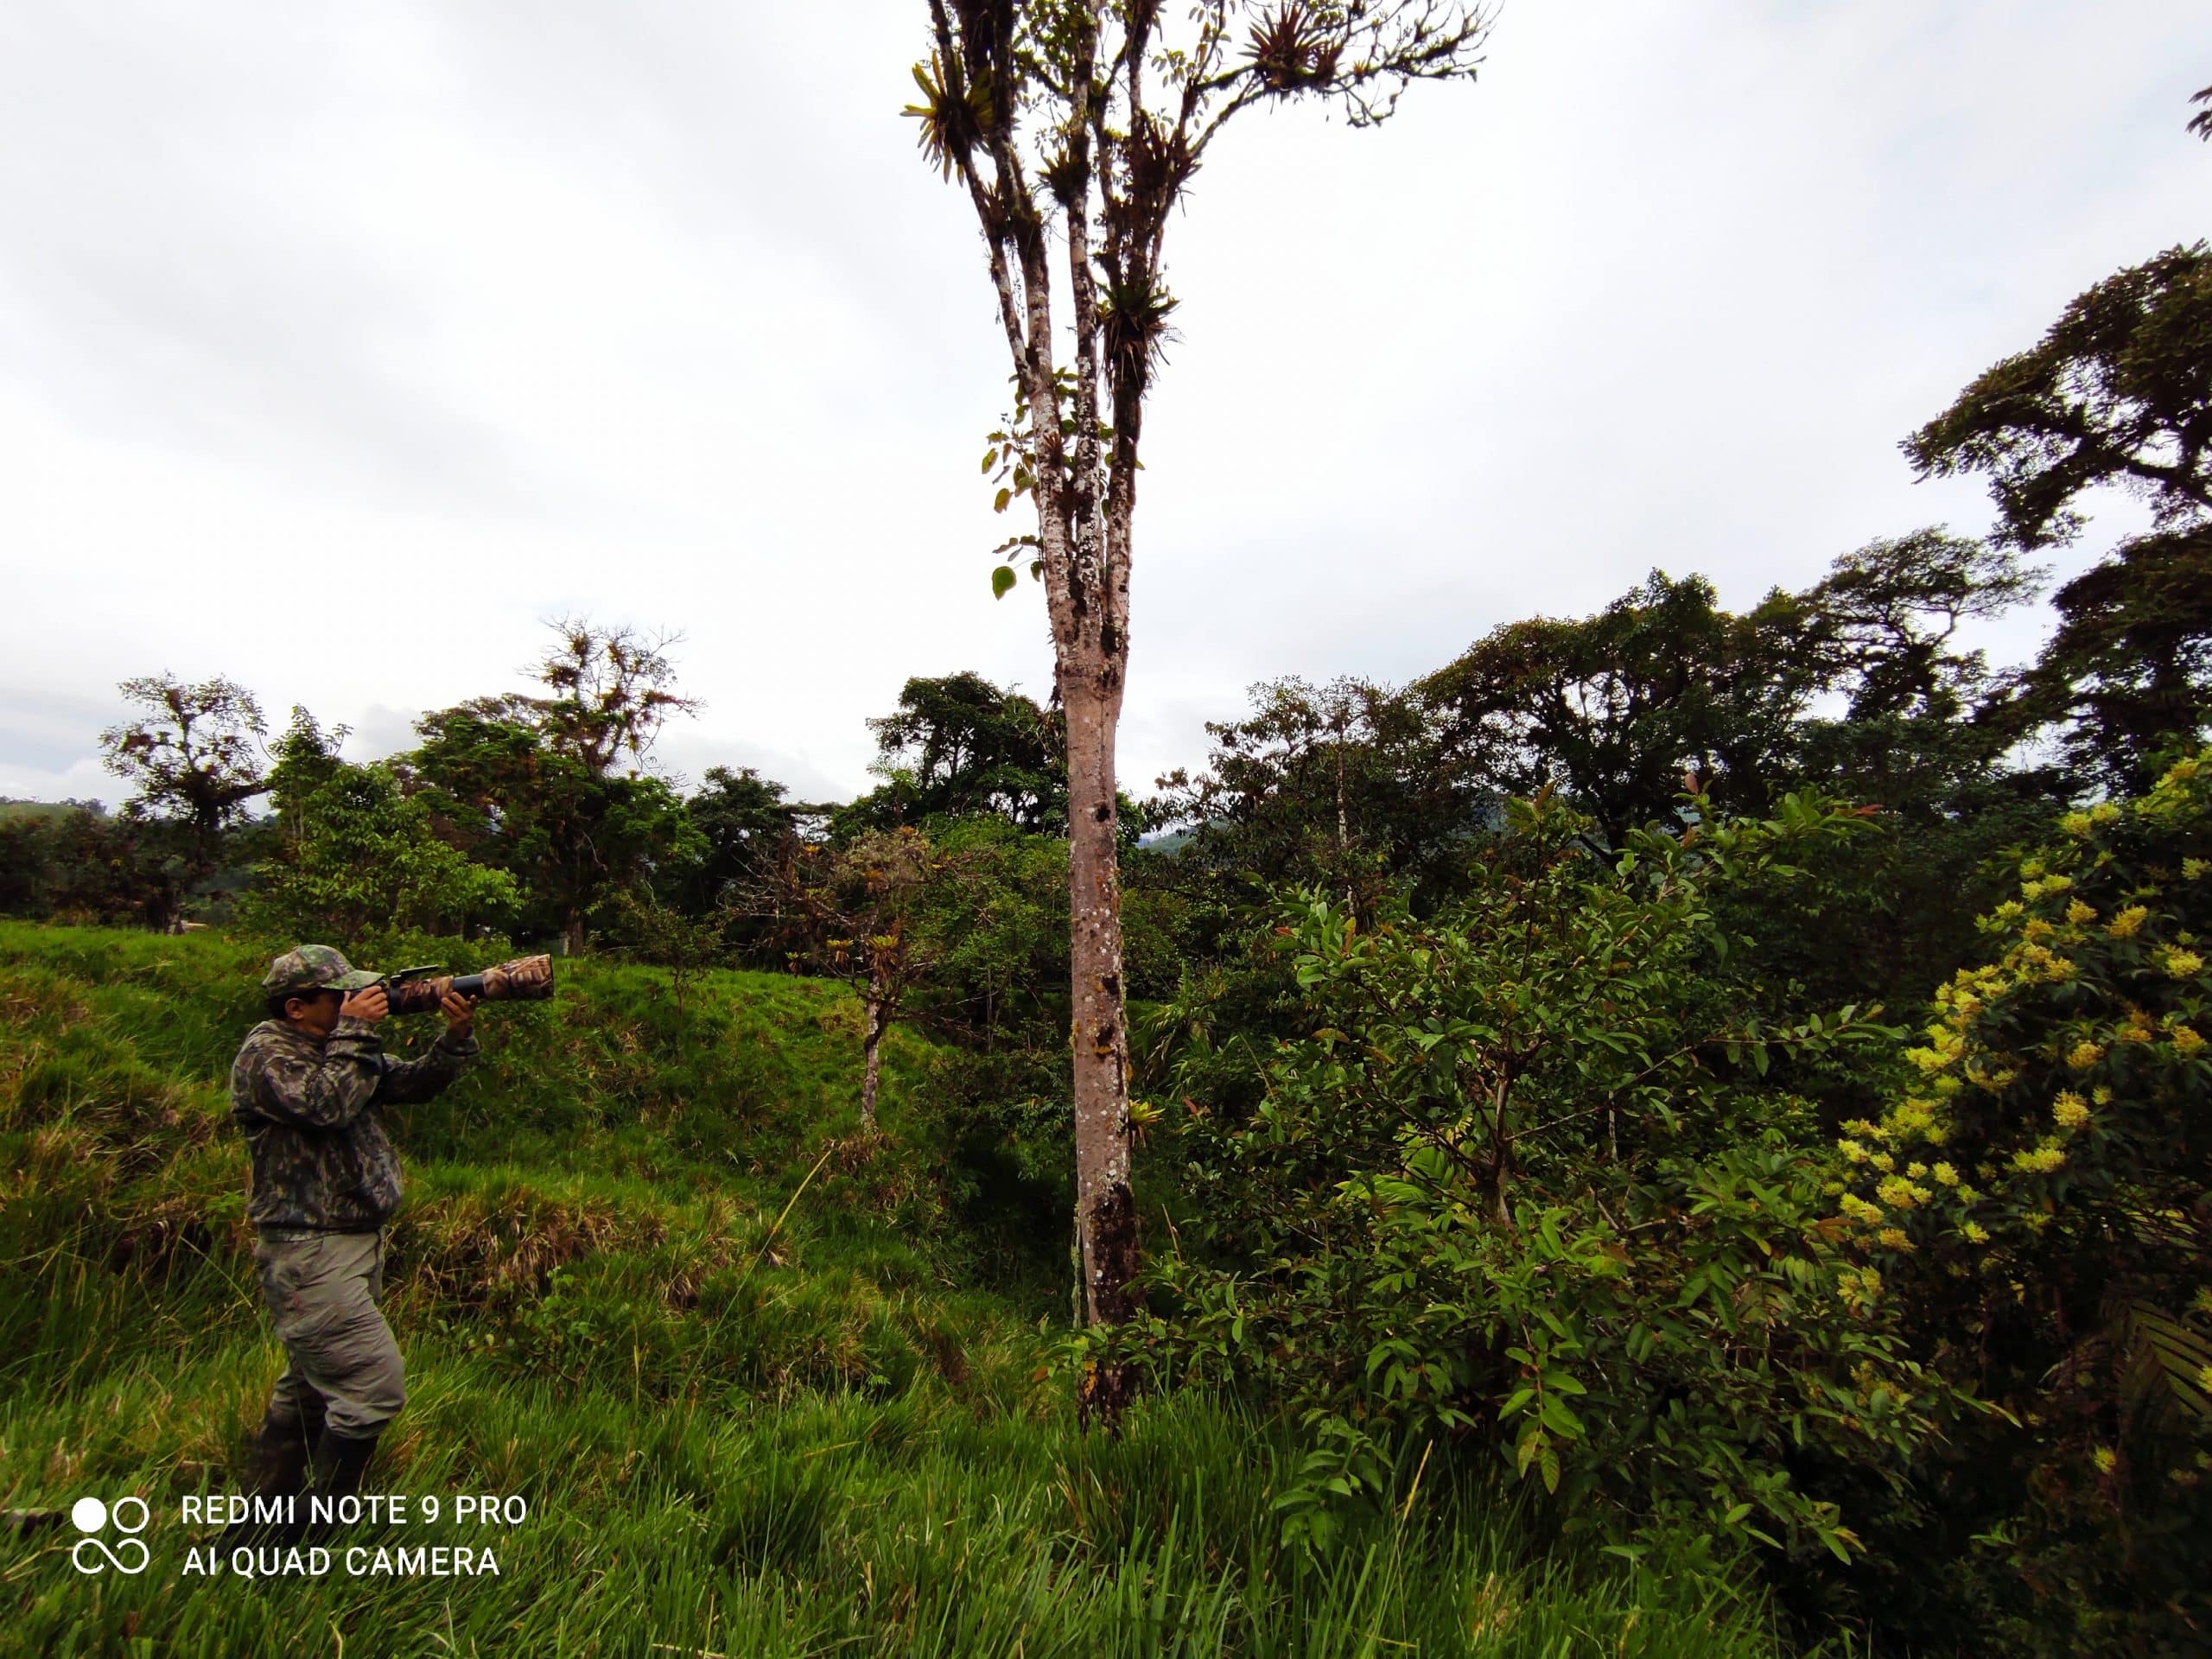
left=1, top=924, right=1823, bottom=1656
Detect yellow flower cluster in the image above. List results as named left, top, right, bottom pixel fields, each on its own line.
left=2052, top=1091, right=2090, bottom=1130
left=1962, top=1221, right=1990, bottom=1244
left=1837, top=1267, right=1882, bottom=1311
left=2107, top=906, right=2148, bottom=938
left=2065, top=899, right=2096, bottom=925
left=2059, top=811, right=2094, bottom=838
left=1876, top=1227, right=1913, bottom=1251
left=1905, top=1029, right=1964, bottom=1072
left=2164, top=948, right=2205, bottom=979
left=2011, top=1145, right=2066, bottom=1174
left=2066, top=1039, right=2105, bottom=1071
left=1871, top=1151, right=1896, bottom=1173
left=1932, top=1163, right=1959, bottom=1186
left=2184, top=857, right=2208, bottom=880
left=2093, top=1447, right=2118, bottom=1474
left=1873, top=1096, right=1943, bottom=1147
left=2173, top=1025, right=2206, bottom=1057
left=1839, top=1193, right=1884, bottom=1225
left=1877, top=1174, right=1932, bottom=1210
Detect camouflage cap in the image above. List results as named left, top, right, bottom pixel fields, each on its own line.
left=260, top=944, right=380, bottom=999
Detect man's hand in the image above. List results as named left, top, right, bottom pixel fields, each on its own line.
left=440, top=988, right=479, bottom=1040
left=340, top=984, right=389, bottom=1024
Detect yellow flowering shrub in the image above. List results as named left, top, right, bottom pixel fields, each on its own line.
left=1832, top=751, right=2211, bottom=1643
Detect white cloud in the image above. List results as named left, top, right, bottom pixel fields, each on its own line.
left=4, top=0, right=2203, bottom=804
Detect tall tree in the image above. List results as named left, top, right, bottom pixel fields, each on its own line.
left=908, top=0, right=1493, bottom=1348
left=97, top=673, right=270, bottom=926
left=1908, top=245, right=2212, bottom=786
left=1904, top=243, right=2211, bottom=551
left=1800, top=530, right=2043, bottom=722
left=2021, top=527, right=2212, bottom=790
left=1418, top=571, right=1818, bottom=848
left=665, top=765, right=801, bottom=957
left=1151, top=675, right=1471, bottom=912
left=99, top=674, right=269, bottom=845
left=842, top=671, right=1066, bottom=834
left=410, top=620, right=702, bottom=953
left=533, top=617, right=702, bottom=776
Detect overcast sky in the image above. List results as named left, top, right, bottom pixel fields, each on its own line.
left=3, top=1, right=2204, bottom=808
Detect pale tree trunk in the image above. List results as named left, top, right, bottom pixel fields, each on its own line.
left=1063, top=670, right=1136, bottom=1327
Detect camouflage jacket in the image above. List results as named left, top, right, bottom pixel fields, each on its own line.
left=229, top=1016, right=477, bottom=1233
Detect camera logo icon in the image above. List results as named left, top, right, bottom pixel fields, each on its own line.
left=70, top=1497, right=149, bottom=1575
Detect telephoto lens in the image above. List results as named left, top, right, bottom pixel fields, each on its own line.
left=385, top=956, right=555, bottom=1016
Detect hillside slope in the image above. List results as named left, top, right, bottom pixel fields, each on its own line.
left=0, top=924, right=1806, bottom=1656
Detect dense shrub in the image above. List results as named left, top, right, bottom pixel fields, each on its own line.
left=1105, top=791, right=1948, bottom=1562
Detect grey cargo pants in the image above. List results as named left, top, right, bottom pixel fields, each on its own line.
left=253, top=1230, right=406, bottom=1438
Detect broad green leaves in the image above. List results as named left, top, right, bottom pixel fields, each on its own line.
left=1097, top=785, right=1941, bottom=1557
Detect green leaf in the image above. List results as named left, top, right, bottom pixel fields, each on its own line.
left=993, top=487, right=1013, bottom=514
left=990, top=566, right=1017, bottom=600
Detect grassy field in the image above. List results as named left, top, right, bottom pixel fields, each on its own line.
left=0, top=923, right=1824, bottom=1656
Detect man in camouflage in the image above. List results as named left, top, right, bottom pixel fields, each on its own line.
left=227, top=944, right=480, bottom=1533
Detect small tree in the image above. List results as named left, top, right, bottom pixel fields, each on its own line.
left=908, top=0, right=1494, bottom=1350
left=765, top=827, right=944, bottom=1128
